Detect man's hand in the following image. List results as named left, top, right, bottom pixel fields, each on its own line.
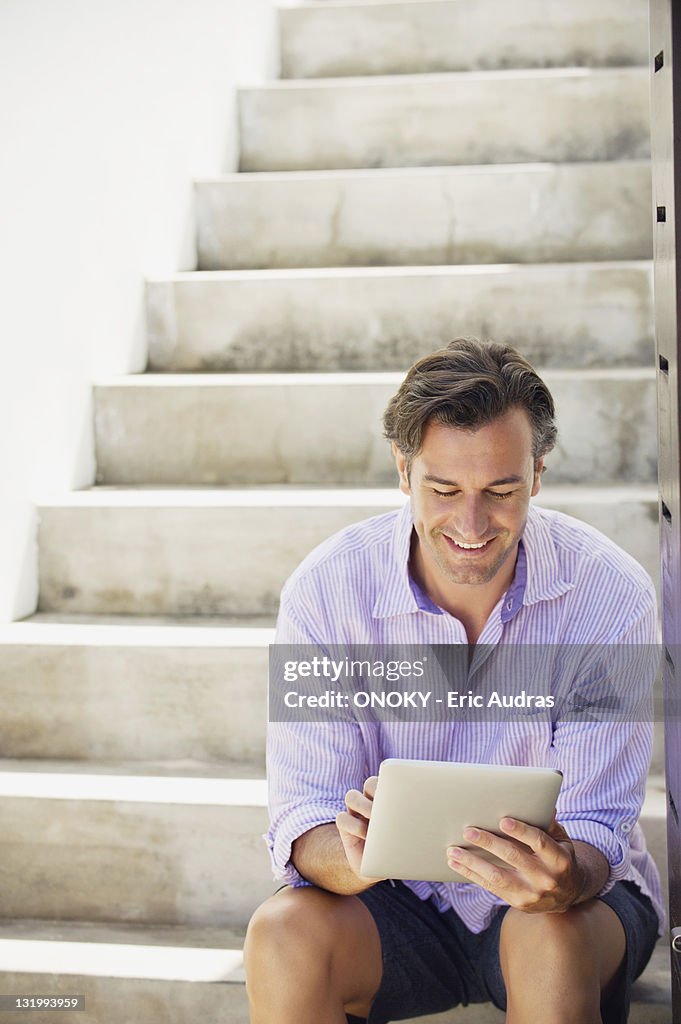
left=335, top=776, right=385, bottom=883
left=446, top=816, right=594, bottom=913
left=290, top=777, right=385, bottom=895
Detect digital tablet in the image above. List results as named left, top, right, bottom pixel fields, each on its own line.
left=360, top=758, right=563, bottom=884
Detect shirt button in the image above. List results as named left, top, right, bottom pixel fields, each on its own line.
left=506, top=600, right=513, bottom=611
left=620, top=819, right=633, bottom=834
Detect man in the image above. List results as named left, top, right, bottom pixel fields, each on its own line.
left=245, top=339, right=662, bottom=1024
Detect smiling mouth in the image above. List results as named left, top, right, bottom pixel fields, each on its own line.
left=443, top=535, right=495, bottom=554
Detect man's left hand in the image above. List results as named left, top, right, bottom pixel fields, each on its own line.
left=447, top=816, right=587, bottom=913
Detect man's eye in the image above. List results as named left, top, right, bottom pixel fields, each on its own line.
left=431, top=489, right=515, bottom=499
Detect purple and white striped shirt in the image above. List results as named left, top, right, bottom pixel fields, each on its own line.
left=266, top=500, right=664, bottom=934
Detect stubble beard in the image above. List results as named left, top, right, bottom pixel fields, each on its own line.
left=430, top=528, right=518, bottom=587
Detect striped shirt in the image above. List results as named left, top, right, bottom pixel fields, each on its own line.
left=266, top=500, right=664, bottom=934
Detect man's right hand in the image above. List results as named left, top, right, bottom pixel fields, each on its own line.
left=290, top=777, right=385, bottom=894
left=335, top=776, right=385, bottom=882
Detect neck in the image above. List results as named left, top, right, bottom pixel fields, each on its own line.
left=410, top=534, right=518, bottom=643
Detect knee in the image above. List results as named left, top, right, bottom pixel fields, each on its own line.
left=244, top=887, right=336, bottom=976
left=500, top=905, right=596, bottom=971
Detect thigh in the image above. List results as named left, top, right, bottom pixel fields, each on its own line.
left=487, top=881, right=658, bottom=1023
left=500, top=897, right=626, bottom=989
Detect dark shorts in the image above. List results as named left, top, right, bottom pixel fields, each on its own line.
left=347, top=879, right=659, bottom=1024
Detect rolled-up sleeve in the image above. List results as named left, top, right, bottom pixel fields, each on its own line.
left=550, top=592, right=658, bottom=895
left=266, top=720, right=366, bottom=885
left=265, top=593, right=366, bottom=886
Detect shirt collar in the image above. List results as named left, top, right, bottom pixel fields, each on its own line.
left=372, top=501, right=421, bottom=618
left=521, top=504, right=576, bottom=606
left=372, top=500, right=574, bottom=620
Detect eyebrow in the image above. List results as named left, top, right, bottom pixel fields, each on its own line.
left=423, top=475, right=524, bottom=487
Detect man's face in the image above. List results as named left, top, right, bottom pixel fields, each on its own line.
left=393, top=408, right=543, bottom=588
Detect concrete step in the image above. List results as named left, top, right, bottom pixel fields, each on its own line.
left=238, top=68, right=650, bottom=172
left=37, top=486, right=659, bottom=616
left=0, top=762, right=666, bottom=928
left=0, top=761, right=274, bottom=927
left=145, top=262, right=654, bottom=373
left=0, top=922, right=668, bottom=1024
left=0, top=616, right=271, bottom=764
left=195, top=161, right=652, bottom=270
left=93, top=369, right=657, bottom=486
left=279, top=0, right=649, bottom=80
left=0, top=615, right=666, bottom=775
left=0, top=919, right=248, bottom=1024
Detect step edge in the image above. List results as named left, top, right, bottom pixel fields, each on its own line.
left=36, top=485, right=659, bottom=510
left=144, top=259, right=653, bottom=283
left=193, top=158, right=651, bottom=185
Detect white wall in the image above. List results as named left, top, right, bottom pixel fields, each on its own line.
left=0, top=0, right=277, bottom=623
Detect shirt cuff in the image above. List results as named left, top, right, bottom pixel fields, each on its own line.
left=560, top=817, right=631, bottom=896
left=265, top=803, right=344, bottom=887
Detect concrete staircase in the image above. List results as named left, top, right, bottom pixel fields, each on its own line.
left=0, top=1, right=671, bottom=1021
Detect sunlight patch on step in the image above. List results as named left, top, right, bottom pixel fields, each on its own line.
left=195, top=158, right=651, bottom=184
left=245, top=66, right=642, bottom=90
left=148, top=260, right=651, bottom=283
left=0, top=773, right=267, bottom=806
left=0, top=938, right=244, bottom=983
left=0, top=621, right=274, bottom=647
left=95, top=368, right=656, bottom=388
left=36, top=488, right=407, bottom=508
left=35, top=485, right=656, bottom=509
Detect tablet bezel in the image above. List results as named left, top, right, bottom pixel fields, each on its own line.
left=360, top=758, right=563, bottom=884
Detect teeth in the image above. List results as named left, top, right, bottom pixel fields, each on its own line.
left=454, top=540, right=487, bottom=549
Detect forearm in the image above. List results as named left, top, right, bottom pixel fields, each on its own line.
left=291, top=823, right=377, bottom=896
left=570, top=840, right=610, bottom=905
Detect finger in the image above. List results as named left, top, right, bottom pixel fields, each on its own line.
left=547, top=818, right=572, bottom=843
left=345, top=788, right=373, bottom=819
left=363, top=776, right=379, bottom=800
left=336, top=809, right=368, bottom=841
left=498, top=818, right=565, bottom=866
left=545, top=811, right=571, bottom=841
left=447, top=845, right=515, bottom=897
left=460, top=827, right=534, bottom=873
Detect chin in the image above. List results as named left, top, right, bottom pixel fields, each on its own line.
left=446, top=567, right=499, bottom=586
left=437, top=547, right=512, bottom=587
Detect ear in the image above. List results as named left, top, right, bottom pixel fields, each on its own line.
left=392, top=442, right=411, bottom=496
left=531, top=457, right=544, bottom=497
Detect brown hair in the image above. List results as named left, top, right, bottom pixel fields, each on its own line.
left=383, top=338, right=557, bottom=468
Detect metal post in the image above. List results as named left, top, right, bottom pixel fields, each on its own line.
left=650, top=0, right=681, bottom=1015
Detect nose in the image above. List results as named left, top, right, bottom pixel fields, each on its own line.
left=454, top=495, right=489, bottom=541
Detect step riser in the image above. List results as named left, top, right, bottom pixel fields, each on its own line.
left=37, top=497, right=659, bottom=616
left=93, top=375, right=657, bottom=487
left=279, top=0, right=649, bottom=79
left=0, top=799, right=274, bottom=927
left=239, top=70, right=650, bottom=172
left=0, top=646, right=268, bottom=764
left=0, top=973, right=669, bottom=1024
left=195, top=164, right=653, bottom=270
left=0, top=798, right=664, bottom=929
left=0, top=976, right=249, bottom=1024
left=0, top=644, right=664, bottom=774
left=38, top=503, right=398, bottom=616
left=146, top=264, right=654, bottom=373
